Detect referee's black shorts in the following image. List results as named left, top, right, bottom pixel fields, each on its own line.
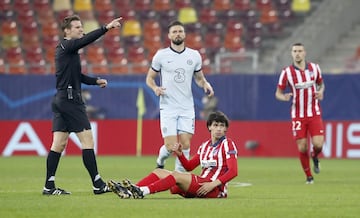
left=51, top=92, right=91, bottom=133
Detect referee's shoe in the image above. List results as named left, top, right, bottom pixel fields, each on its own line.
left=43, top=187, right=71, bottom=195
left=93, top=183, right=112, bottom=194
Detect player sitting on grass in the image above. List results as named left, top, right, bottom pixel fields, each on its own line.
left=108, top=111, right=238, bottom=199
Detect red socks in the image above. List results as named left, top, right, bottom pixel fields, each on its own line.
left=148, top=175, right=176, bottom=194
left=136, top=173, right=160, bottom=186
left=299, top=151, right=312, bottom=177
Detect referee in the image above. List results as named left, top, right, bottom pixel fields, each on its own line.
left=42, top=15, right=122, bottom=195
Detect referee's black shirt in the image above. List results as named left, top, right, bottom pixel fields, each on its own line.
left=54, top=26, right=108, bottom=91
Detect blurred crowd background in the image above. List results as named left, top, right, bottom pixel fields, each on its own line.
left=1, top=0, right=360, bottom=76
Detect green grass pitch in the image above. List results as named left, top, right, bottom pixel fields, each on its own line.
left=0, top=156, right=359, bottom=218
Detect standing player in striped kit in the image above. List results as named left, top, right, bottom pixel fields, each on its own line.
left=108, top=111, right=238, bottom=198
left=146, top=21, right=214, bottom=172
left=275, top=42, right=325, bottom=184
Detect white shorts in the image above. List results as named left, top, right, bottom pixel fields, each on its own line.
left=160, top=109, right=195, bottom=138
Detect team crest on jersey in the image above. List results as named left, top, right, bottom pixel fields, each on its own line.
left=309, top=71, right=314, bottom=79
left=187, top=59, right=193, bottom=65
left=212, top=148, right=219, bottom=155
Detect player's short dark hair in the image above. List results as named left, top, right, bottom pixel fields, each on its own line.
left=61, top=14, right=81, bottom=32
left=292, top=42, right=304, bottom=47
left=207, top=111, right=229, bottom=128
left=167, top=20, right=184, bottom=32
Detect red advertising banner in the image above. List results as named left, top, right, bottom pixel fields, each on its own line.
left=0, top=120, right=359, bottom=158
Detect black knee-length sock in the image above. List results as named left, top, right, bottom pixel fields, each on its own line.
left=82, top=149, right=104, bottom=188
left=44, top=150, right=61, bottom=189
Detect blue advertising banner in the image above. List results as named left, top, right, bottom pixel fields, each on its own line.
left=0, top=74, right=359, bottom=120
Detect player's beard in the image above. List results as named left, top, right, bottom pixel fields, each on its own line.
left=172, top=37, right=184, bottom=45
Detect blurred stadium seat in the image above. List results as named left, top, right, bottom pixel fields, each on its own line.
left=198, top=8, right=218, bottom=25
left=1, top=21, right=18, bottom=36
left=194, top=0, right=212, bottom=10
left=132, top=59, right=150, bottom=74
left=38, top=10, right=57, bottom=26
left=226, top=20, right=244, bottom=36
left=42, top=35, right=59, bottom=51
left=4, top=47, right=27, bottom=74
left=233, top=0, right=252, bottom=11
left=83, top=19, right=100, bottom=34
left=178, top=7, right=198, bottom=24
left=53, top=0, right=72, bottom=12
left=40, top=20, right=60, bottom=37
left=158, top=10, right=178, bottom=29
left=123, top=36, right=142, bottom=48
left=103, top=35, right=122, bottom=51
left=28, top=60, right=48, bottom=75
left=1, top=35, right=20, bottom=49
left=106, top=47, right=128, bottom=75
left=110, top=58, right=129, bottom=75
left=143, top=20, right=162, bottom=36
left=153, top=0, right=172, bottom=11
left=55, top=9, right=74, bottom=20
left=144, top=35, right=163, bottom=58
left=113, top=0, right=132, bottom=14
left=276, top=0, right=292, bottom=11
left=134, top=0, right=152, bottom=11
left=94, top=0, right=113, bottom=12
left=291, top=0, right=311, bottom=13
left=21, top=36, right=40, bottom=52
left=73, top=0, right=92, bottom=12
left=34, top=0, right=51, bottom=12
left=8, top=59, right=27, bottom=74
left=213, top=0, right=232, bottom=11
left=127, top=45, right=147, bottom=63
left=84, top=45, right=109, bottom=74
left=24, top=46, right=44, bottom=63
left=1, top=21, right=20, bottom=49
left=122, top=19, right=142, bottom=37
left=223, top=34, right=244, bottom=53
left=96, top=9, right=116, bottom=24
left=106, top=47, right=126, bottom=62
left=0, top=0, right=11, bottom=11
left=260, top=8, right=279, bottom=25
left=16, top=9, right=36, bottom=26
left=85, top=45, right=106, bottom=63
left=256, top=0, right=273, bottom=11
left=185, top=32, right=203, bottom=50
left=218, top=10, right=240, bottom=23
left=13, top=0, right=32, bottom=11
left=184, top=22, right=202, bottom=34
left=174, top=0, right=193, bottom=9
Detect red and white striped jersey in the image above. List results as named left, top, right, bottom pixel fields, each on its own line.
left=197, top=137, right=238, bottom=182
left=277, top=62, right=323, bottom=118
left=178, top=137, right=238, bottom=197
